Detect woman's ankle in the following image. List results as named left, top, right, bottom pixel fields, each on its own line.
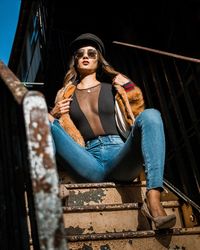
left=146, top=189, right=167, bottom=217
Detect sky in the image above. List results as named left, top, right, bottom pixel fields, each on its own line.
left=0, top=0, right=21, bottom=65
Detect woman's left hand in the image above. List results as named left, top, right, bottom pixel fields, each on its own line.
left=112, top=73, right=130, bottom=86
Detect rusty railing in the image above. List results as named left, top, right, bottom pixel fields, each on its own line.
left=0, top=60, right=67, bottom=250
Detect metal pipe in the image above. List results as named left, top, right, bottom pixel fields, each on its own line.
left=113, top=41, right=200, bottom=64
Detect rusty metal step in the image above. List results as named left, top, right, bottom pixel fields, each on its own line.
left=66, top=226, right=200, bottom=250
left=63, top=201, right=182, bottom=235
left=58, top=174, right=200, bottom=249
left=60, top=181, right=178, bottom=206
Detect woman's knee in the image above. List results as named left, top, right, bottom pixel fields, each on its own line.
left=137, top=108, right=162, bottom=125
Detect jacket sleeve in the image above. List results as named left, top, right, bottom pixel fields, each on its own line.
left=125, top=85, right=145, bottom=116
left=50, top=87, right=65, bottom=118
left=55, top=87, right=65, bottom=102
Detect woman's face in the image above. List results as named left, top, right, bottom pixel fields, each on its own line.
left=75, top=46, right=99, bottom=75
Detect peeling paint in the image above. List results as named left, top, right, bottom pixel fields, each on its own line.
left=23, top=92, right=67, bottom=250
left=69, top=189, right=106, bottom=206
left=81, top=244, right=93, bottom=250
left=65, top=226, right=85, bottom=235
left=0, top=62, right=67, bottom=249
left=100, top=244, right=111, bottom=250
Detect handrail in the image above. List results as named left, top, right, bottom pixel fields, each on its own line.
left=0, top=60, right=67, bottom=250
left=164, top=179, right=200, bottom=214
left=112, top=41, right=200, bottom=213
left=0, top=60, right=28, bottom=103
left=113, top=41, right=200, bottom=64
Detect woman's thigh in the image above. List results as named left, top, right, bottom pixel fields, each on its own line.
left=50, top=120, right=105, bottom=182
left=106, top=126, right=143, bottom=182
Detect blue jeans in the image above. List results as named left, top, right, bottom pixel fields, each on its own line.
left=50, top=108, right=165, bottom=190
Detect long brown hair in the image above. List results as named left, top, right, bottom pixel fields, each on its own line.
left=63, top=50, right=120, bottom=87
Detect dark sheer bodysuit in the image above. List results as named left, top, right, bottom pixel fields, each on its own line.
left=69, top=82, right=119, bottom=142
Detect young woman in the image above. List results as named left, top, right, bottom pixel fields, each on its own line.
left=49, top=33, right=176, bottom=229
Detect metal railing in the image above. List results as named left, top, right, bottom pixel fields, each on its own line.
left=112, top=41, right=200, bottom=206
left=0, top=61, right=67, bottom=250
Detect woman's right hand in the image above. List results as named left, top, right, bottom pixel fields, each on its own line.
left=51, top=97, right=73, bottom=117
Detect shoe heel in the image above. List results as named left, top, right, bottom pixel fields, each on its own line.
left=141, top=197, right=176, bottom=229
left=141, top=203, right=154, bottom=229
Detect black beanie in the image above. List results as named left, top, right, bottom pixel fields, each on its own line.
left=70, top=33, right=105, bottom=55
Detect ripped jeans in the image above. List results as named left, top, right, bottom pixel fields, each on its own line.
left=50, top=108, right=165, bottom=190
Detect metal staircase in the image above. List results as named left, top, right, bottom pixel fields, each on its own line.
left=1, top=55, right=200, bottom=249
left=58, top=170, right=200, bottom=250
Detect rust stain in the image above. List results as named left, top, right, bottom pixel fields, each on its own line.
left=0, top=61, right=27, bottom=103
left=23, top=92, right=67, bottom=249
left=29, top=107, right=53, bottom=169
left=88, top=226, right=94, bottom=232
left=32, top=177, right=52, bottom=193
left=128, top=239, right=133, bottom=245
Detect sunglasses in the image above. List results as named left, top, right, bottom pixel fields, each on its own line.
left=75, top=49, right=98, bottom=59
